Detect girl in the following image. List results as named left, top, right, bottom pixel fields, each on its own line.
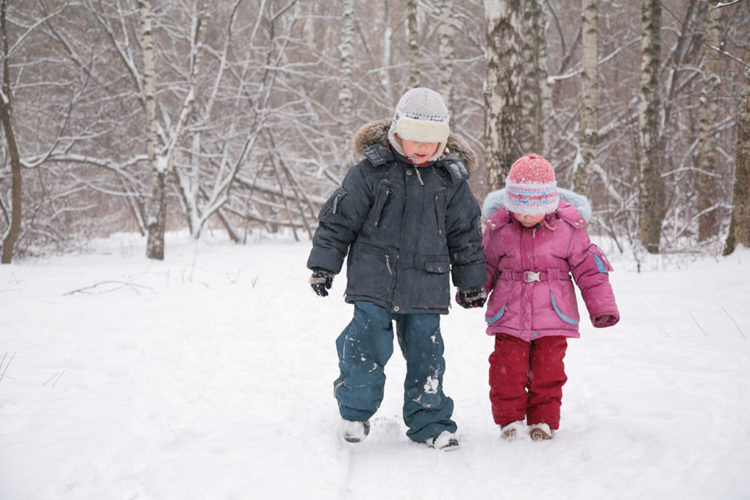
left=482, top=154, right=619, bottom=440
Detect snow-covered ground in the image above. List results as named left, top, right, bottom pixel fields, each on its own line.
left=1, top=232, right=749, bottom=500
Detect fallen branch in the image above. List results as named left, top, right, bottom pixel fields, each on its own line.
left=63, top=281, right=154, bottom=296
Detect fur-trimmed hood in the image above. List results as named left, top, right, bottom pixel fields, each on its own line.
left=352, top=119, right=479, bottom=172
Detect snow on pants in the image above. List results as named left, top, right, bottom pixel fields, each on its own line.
left=488, top=333, right=568, bottom=429
left=334, top=300, right=457, bottom=443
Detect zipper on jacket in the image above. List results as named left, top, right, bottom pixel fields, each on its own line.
left=373, top=183, right=391, bottom=227
left=414, top=167, right=425, bottom=186
left=385, top=254, right=393, bottom=275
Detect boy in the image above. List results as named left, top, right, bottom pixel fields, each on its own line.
left=307, top=88, right=486, bottom=451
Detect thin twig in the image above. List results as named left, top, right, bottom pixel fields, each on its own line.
left=0, top=352, right=16, bottom=383
left=712, top=1, right=746, bottom=10
left=721, top=306, right=746, bottom=339
left=42, top=370, right=66, bottom=387
left=689, top=312, right=709, bottom=336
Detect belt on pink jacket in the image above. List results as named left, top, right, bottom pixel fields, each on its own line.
left=499, top=269, right=571, bottom=282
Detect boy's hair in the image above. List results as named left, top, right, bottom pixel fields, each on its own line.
left=387, top=88, right=450, bottom=163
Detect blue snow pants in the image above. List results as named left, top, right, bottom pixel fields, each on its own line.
left=333, top=301, right=457, bottom=443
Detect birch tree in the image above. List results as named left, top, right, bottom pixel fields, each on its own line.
left=724, top=55, right=750, bottom=254
left=696, top=1, right=722, bottom=242
left=338, top=0, right=355, bottom=146
left=438, top=0, right=454, bottom=111
left=138, top=0, right=161, bottom=258
left=408, top=0, right=419, bottom=88
left=638, top=0, right=663, bottom=254
left=573, top=0, right=598, bottom=197
left=138, top=0, right=207, bottom=260
left=484, top=0, right=523, bottom=192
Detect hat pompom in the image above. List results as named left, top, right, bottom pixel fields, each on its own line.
left=505, top=154, right=559, bottom=216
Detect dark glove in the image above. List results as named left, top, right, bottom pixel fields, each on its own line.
left=309, top=269, right=334, bottom=297
left=456, top=286, right=487, bottom=309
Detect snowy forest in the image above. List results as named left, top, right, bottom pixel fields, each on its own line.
left=1, top=0, right=750, bottom=263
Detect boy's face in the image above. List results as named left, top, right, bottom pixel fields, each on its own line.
left=397, top=134, right=440, bottom=164
left=513, top=212, right=545, bottom=228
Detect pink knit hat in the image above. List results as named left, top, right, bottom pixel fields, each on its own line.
left=505, top=154, right=559, bottom=216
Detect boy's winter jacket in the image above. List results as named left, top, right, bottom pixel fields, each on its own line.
left=307, top=119, right=486, bottom=314
left=482, top=201, right=619, bottom=341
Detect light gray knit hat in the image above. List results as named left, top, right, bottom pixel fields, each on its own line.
left=387, top=87, right=451, bottom=163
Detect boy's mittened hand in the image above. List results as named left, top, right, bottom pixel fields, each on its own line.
left=456, top=287, right=487, bottom=309
left=309, top=269, right=334, bottom=297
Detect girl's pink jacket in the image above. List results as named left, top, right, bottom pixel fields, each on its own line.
left=482, top=201, right=620, bottom=341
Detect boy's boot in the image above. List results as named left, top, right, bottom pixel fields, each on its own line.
left=341, top=419, right=370, bottom=443
left=426, top=430, right=459, bottom=451
left=529, top=423, right=553, bottom=441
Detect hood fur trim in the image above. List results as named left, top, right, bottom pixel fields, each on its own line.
left=352, top=119, right=478, bottom=172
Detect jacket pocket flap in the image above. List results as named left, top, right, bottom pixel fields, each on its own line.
left=425, top=258, right=450, bottom=274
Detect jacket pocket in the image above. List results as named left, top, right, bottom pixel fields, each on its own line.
left=424, top=256, right=449, bottom=274
left=413, top=256, right=451, bottom=309
left=346, top=243, right=392, bottom=300
left=588, top=244, right=614, bottom=273
left=321, top=187, right=347, bottom=217
left=486, top=280, right=514, bottom=324
left=370, top=181, right=392, bottom=227
left=549, top=281, right=580, bottom=325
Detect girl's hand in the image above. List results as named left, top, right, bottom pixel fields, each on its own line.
left=593, top=314, right=619, bottom=327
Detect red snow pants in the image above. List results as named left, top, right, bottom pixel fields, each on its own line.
left=488, top=334, right=568, bottom=429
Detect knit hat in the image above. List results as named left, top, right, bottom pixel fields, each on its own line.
left=505, top=154, right=559, bottom=216
left=388, top=87, right=451, bottom=163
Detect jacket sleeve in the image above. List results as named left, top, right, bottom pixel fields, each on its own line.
left=306, top=165, right=371, bottom=274
left=445, top=181, right=486, bottom=289
left=567, top=228, right=620, bottom=327
left=481, top=225, right=503, bottom=295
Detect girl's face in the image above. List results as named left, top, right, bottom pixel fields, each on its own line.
left=513, top=212, right=545, bottom=228
left=397, top=135, right=440, bottom=164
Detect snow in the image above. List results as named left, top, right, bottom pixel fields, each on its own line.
left=1, top=232, right=749, bottom=499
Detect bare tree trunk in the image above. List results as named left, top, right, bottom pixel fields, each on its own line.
left=381, top=1, right=393, bottom=104
left=1, top=0, right=21, bottom=264
left=339, top=0, right=355, bottom=146
left=139, top=0, right=162, bottom=259
left=438, top=0, right=456, bottom=113
left=438, top=0, right=454, bottom=112
left=724, top=53, right=750, bottom=255
left=484, top=0, right=524, bottom=192
left=638, top=0, right=664, bottom=254
left=697, top=1, right=722, bottom=241
left=574, top=0, right=598, bottom=197
left=520, top=0, right=547, bottom=154
left=143, top=0, right=207, bottom=259
left=408, top=0, right=419, bottom=88
left=662, top=1, right=697, bottom=143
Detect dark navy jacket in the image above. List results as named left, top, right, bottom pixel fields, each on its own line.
left=307, top=144, right=486, bottom=314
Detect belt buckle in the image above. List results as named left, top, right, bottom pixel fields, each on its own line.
left=523, top=271, right=541, bottom=282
